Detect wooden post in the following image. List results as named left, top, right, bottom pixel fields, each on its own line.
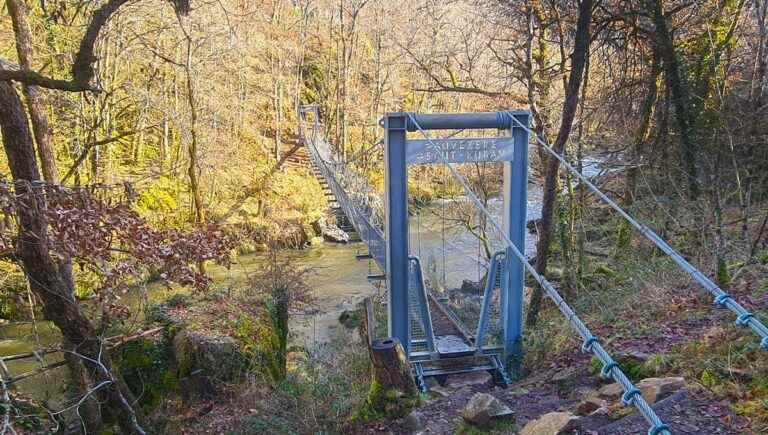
left=357, top=297, right=420, bottom=420
left=358, top=297, right=375, bottom=348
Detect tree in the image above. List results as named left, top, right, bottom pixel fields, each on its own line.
left=526, top=0, right=594, bottom=327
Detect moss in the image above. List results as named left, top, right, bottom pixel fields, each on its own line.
left=114, top=337, right=178, bottom=411
left=593, top=264, right=616, bottom=278
left=615, top=219, right=632, bottom=251
left=338, top=310, right=361, bottom=329
left=717, top=258, right=731, bottom=287
left=455, top=419, right=517, bottom=434
left=355, top=378, right=420, bottom=422
left=758, top=251, right=768, bottom=265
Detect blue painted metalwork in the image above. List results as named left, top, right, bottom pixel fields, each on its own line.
left=303, top=106, right=678, bottom=434
left=405, top=112, right=513, bottom=131
left=407, top=112, right=672, bottom=435
left=405, top=137, right=515, bottom=164
left=384, top=111, right=530, bottom=366
left=502, top=111, right=529, bottom=373
left=475, top=251, right=506, bottom=352
left=384, top=113, right=411, bottom=353
left=408, top=256, right=436, bottom=355
left=299, top=106, right=386, bottom=269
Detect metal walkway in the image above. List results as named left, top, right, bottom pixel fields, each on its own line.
left=298, top=107, right=511, bottom=390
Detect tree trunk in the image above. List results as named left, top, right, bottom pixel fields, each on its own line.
left=5, top=4, right=103, bottom=428
left=625, top=49, right=662, bottom=205
left=750, top=0, right=767, bottom=108
left=6, top=0, right=59, bottom=184
left=527, top=0, right=593, bottom=327
left=0, top=80, right=146, bottom=434
left=648, top=0, right=700, bottom=199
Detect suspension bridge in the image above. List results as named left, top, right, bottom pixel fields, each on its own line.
left=297, top=106, right=768, bottom=435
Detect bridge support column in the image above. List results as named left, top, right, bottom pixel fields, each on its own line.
left=501, top=111, right=530, bottom=378
left=384, top=113, right=410, bottom=354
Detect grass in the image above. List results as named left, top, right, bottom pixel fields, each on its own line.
left=454, top=419, right=517, bottom=434
left=519, top=192, right=768, bottom=432
left=229, top=330, right=371, bottom=434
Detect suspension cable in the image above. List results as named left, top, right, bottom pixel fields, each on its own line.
left=407, top=113, right=671, bottom=435
left=505, top=113, right=768, bottom=351
left=346, top=140, right=383, bottom=166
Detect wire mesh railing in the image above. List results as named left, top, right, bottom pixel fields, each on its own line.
left=298, top=106, right=386, bottom=269
left=298, top=107, right=442, bottom=356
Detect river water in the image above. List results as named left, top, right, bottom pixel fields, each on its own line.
left=2, top=155, right=613, bottom=404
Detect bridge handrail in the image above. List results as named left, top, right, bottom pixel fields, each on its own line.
left=298, top=107, right=387, bottom=270
left=407, top=113, right=671, bottom=435
left=408, top=256, right=436, bottom=354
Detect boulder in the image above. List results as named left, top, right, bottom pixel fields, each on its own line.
left=574, top=394, right=605, bottom=416
left=461, top=393, right=514, bottom=426
left=598, top=382, right=623, bottom=400
left=459, top=279, right=481, bottom=294
left=312, top=215, right=350, bottom=243
left=403, top=410, right=425, bottom=432
left=520, top=411, right=580, bottom=435
left=617, top=350, right=649, bottom=366
left=550, top=367, right=577, bottom=392
left=179, top=368, right=215, bottom=405
left=526, top=218, right=541, bottom=233
left=637, top=377, right=686, bottom=404
left=173, top=329, right=249, bottom=382
left=429, top=385, right=452, bottom=398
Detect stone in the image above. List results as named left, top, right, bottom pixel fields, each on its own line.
left=461, top=393, right=514, bottom=426
left=598, top=382, right=623, bottom=400
left=551, top=367, right=577, bottom=392
left=445, top=370, right=493, bottom=389
left=172, top=329, right=249, bottom=382
left=429, top=385, right=452, bottom=398
left=526, top=218, right=541, bottom=233
left=312, top=215, right=350, bottom=243
left=617, top=350, right=649, bottom=366
left=459, top=279, right=481, bottom=294
left=636, top=377, right=686, bottom=404
left=520, top=411, right=580, bottom=435
left=403, top=411, right=425, bottom=432
left=179, top=369, right=215, bottom=404
left=574, top=395, right=605, bottom=416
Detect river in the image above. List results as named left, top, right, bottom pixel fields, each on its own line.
left=3, top=157, right=611, bottom=403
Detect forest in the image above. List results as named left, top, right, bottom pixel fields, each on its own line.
left=1, top=0, right=768, bottom=433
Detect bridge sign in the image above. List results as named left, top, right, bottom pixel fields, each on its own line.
left=405, top=137, right=514, bottom=165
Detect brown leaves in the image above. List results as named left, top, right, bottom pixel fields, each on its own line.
left=0, top=184, right=236, bottom=294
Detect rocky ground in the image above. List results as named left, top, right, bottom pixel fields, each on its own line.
left=359, top=281, right=765, bottom=435
left=363, top=355, right=749, bottom=434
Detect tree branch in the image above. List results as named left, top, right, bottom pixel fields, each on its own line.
left=0, top=0, right=141, bottom=92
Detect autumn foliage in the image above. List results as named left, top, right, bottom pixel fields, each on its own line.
left=0, top=181, right=235, bottom=294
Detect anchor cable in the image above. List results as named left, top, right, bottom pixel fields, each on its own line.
left=504, top=112, right=768, bottom=351
left=407, top=113, right=672, bottom=435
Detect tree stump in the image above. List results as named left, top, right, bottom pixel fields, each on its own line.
left=359, top=336, right=420, bottom=420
